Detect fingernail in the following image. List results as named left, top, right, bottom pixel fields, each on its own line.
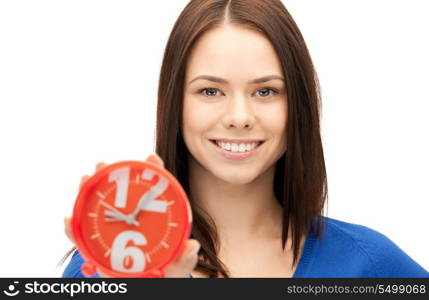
left=146, top=154, right=156, bottom=161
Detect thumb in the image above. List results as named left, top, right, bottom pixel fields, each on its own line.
left=163, top=239, right=200, bottom=278
left=64, top=217, right=75, bottom=244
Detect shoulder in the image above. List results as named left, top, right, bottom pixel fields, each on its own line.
left=322, top=217, right=396, bottom=252
left=61, top=250, right=100, bottom=278
left=311, top=217, right=428, bottom=277
left=61, top=250, right=84, bottom=278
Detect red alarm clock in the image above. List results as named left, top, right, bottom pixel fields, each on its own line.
left=71, top=160, right=192, bottom=278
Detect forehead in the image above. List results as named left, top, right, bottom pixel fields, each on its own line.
left=186, top=25, right=283, bottom=80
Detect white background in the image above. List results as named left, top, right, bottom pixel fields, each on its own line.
left=0, top=0, right=427, bottom=277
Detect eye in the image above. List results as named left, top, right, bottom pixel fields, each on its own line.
left=255, top=88, right=278, bottom=98
left=197, top=87, right=278, bottom=98
left=199, top=88, right=221, bottom=97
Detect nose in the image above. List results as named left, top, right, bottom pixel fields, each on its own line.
left=221, top=94, right=256, bottom=130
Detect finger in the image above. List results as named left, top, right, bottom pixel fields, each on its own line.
left=64, top=217, right=75, bottom=244
left=95, top=162, right=106, bottom=172
left=146, top=153, right=165, bottom=169
left=163, top=239, right=200, bottom=278
left=79, top=175, right=90, bottom=190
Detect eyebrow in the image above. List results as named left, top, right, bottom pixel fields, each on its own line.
left=188, top=74, right=284, bottom=85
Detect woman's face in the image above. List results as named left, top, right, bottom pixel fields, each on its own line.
left=182, top=25, right=288, bottom=185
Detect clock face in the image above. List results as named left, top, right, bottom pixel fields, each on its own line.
left=71, top=161, right=192, bottom=278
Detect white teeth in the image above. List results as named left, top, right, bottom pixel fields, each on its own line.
left=215, top=141, right=260, bottom=153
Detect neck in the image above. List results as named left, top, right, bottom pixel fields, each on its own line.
left=188, top=157, right=284, bottom=247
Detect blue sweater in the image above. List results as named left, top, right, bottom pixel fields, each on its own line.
left=62, top=217, right=428, bottom=278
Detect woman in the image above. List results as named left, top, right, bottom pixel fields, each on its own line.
left=61, top=0, right=428, bottom=278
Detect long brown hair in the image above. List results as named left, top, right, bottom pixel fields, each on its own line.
left=60, top=0, right=328, bottom=278
left=155, top=0, right=328, bottom=277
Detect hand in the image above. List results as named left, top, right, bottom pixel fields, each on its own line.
left=64, top=154, right=200, bottom=278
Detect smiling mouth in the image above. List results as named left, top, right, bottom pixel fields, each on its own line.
left=209, top=139, right=265, bottom=153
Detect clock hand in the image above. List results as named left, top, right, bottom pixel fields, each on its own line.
left=104, top=215, right=140, bottom=225
left=100, top=200, right=138, bottom=225
left=104, top=209, right=127, bottom=219
left=126, top=170, right=169, bottom=221
left=105, top=217, right=127, bottom=222
left=104, top=210, right=140, bottom=225
left=128, top=189, right=157, bottom=221
left=100, top=200, right=126, bottom=217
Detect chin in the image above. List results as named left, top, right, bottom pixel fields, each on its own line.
left=211, top=168, right=259, bottom=185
